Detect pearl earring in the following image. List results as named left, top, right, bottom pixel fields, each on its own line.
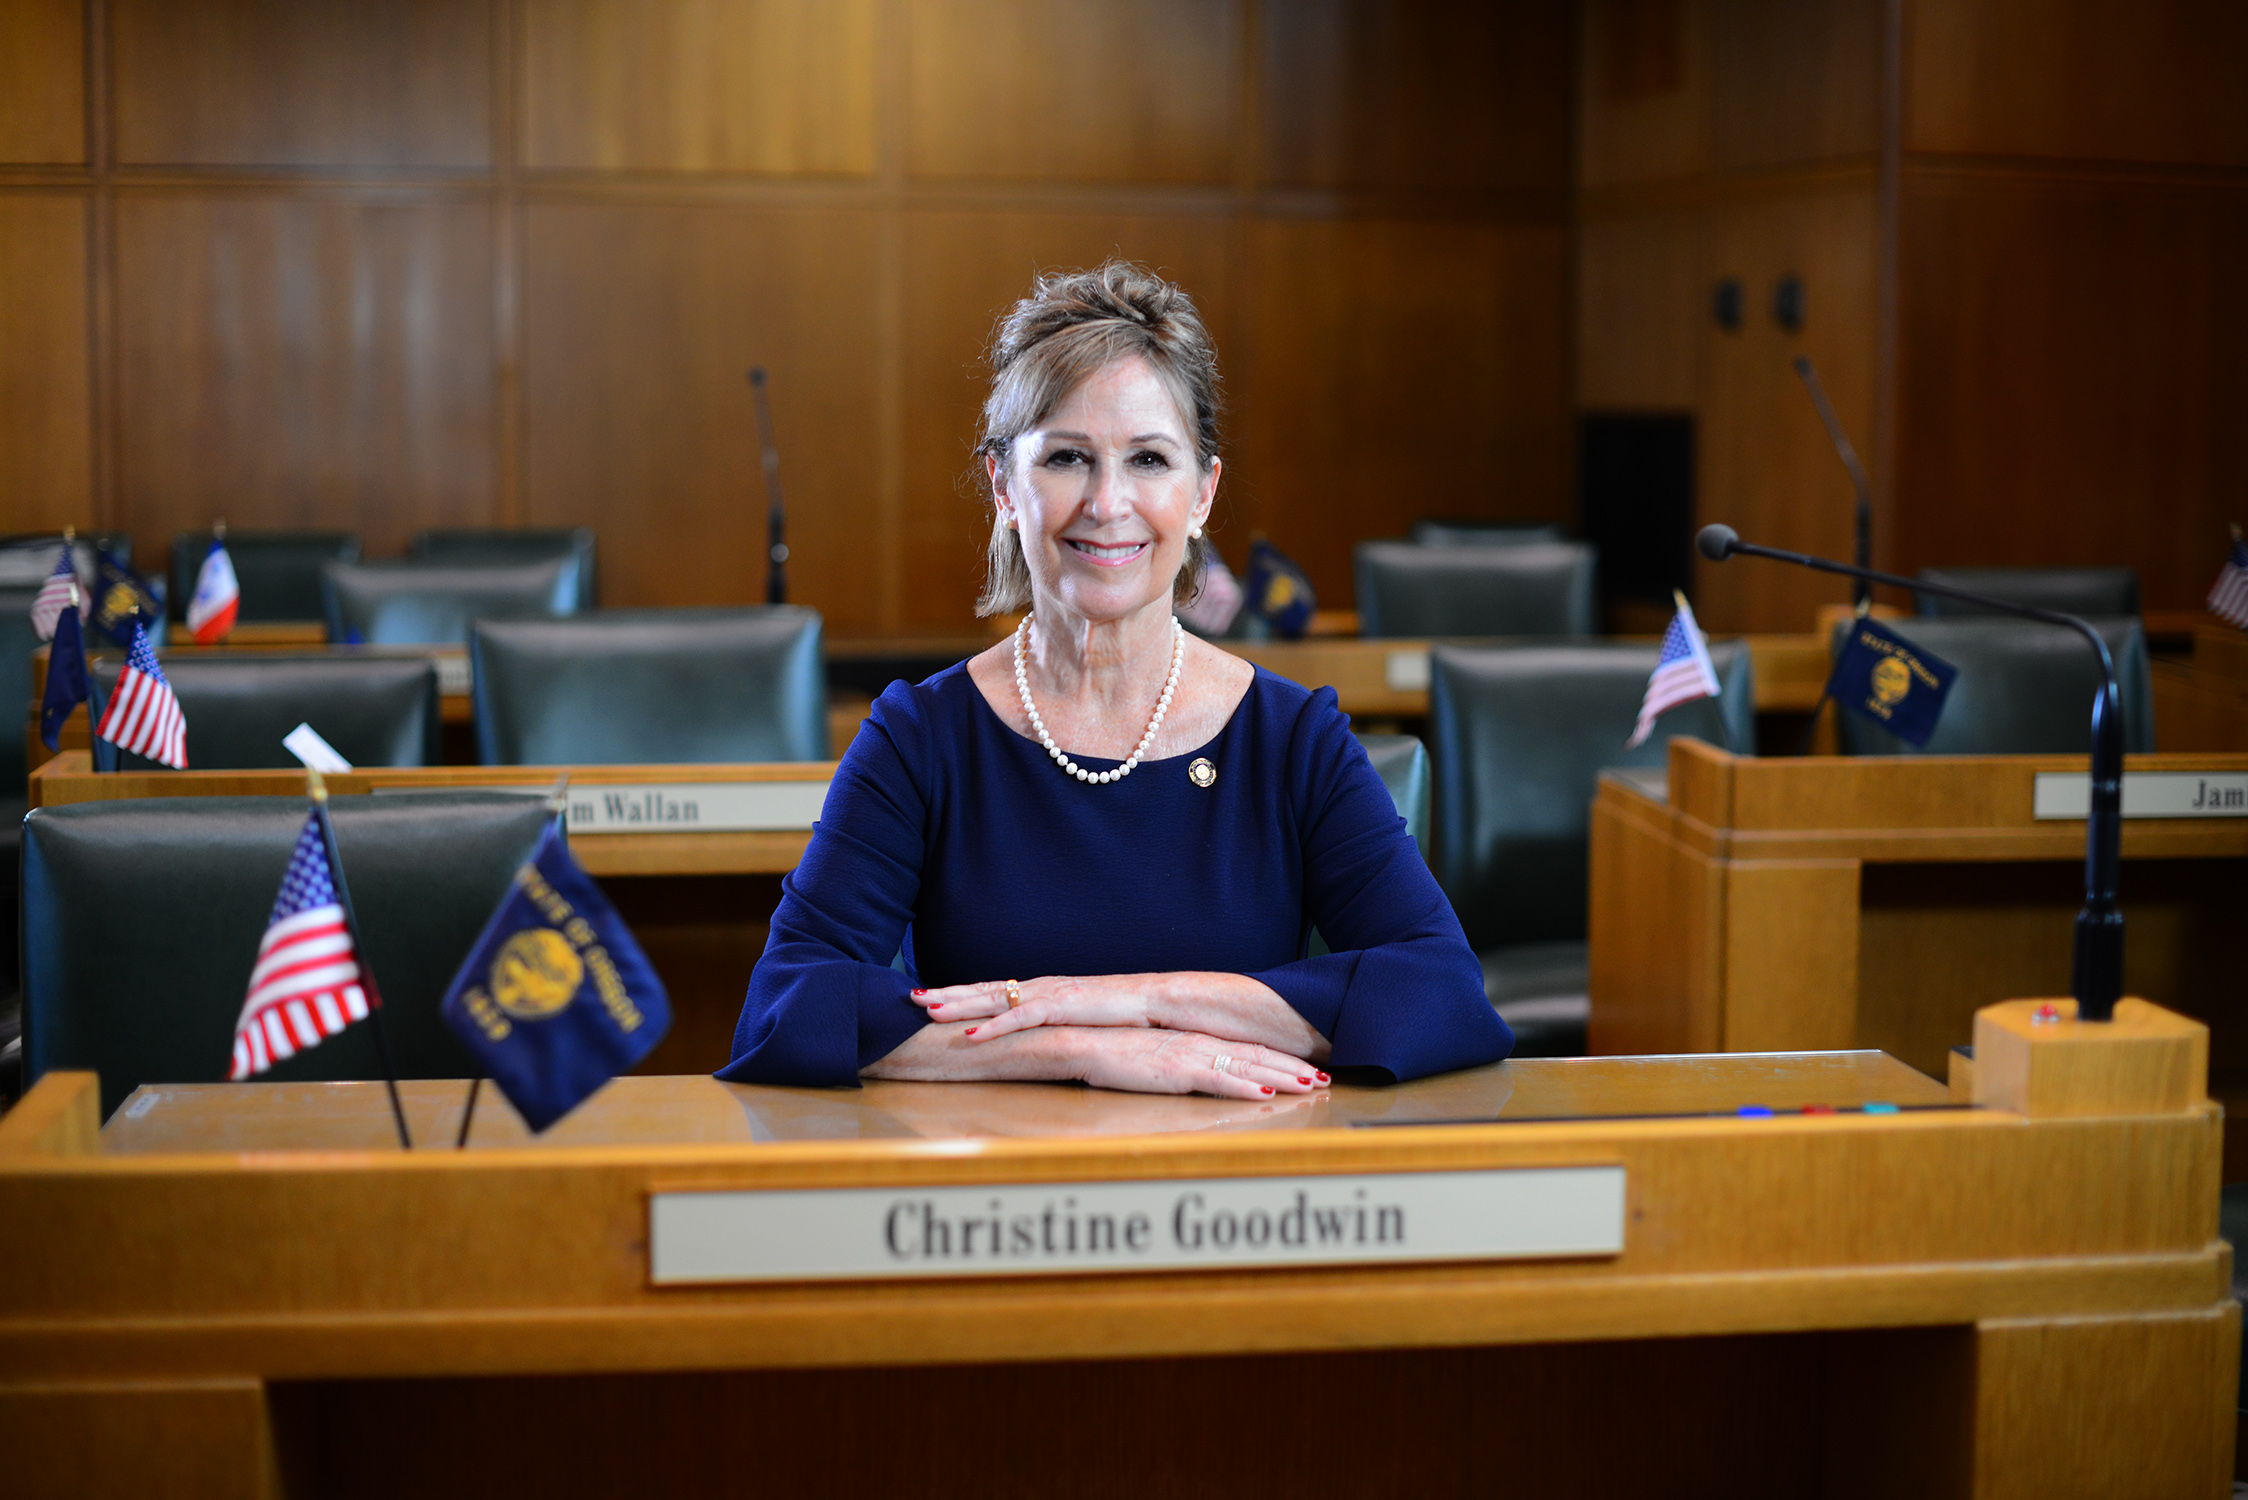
left=1189, top=523, right=1204, bottom=539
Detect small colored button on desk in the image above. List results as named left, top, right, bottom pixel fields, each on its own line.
left=1862, top=1102, right=1899, bottom=1114
left=1738, top=1105, right=1774, bottom=1117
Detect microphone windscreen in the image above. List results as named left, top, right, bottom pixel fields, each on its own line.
left=1696, top=524, right=1739, bottom=562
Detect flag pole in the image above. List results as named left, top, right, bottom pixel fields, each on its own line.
left=306, top=766, right=413, bottom=1150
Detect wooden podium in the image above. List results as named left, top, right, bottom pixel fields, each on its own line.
left=0, top=1006, right=2235, bottom=1498
left=1590, top=740, right=2248, bottom=1165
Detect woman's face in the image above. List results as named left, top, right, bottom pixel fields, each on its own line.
left=990, top=356, right=1218, bottom=627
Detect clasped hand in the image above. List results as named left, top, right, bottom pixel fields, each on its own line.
left=911, top=975, right=1327, bottom=1101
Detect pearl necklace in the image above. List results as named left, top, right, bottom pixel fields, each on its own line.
left=1014, top=614, right=1184, bottom=784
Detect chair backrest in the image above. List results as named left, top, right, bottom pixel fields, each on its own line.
left=471, top=607, right=829, bottom=764
left=1408, top=520, right=1568, bottom=548
left=1355, top=540, right=1597, bottom=638
left=411, top=527, right=597, bottom=609
left=1914, top=566, right=2140, bottom=620
left=322, top=558, right=580, bottom=646
left=170, top=531, right=362, bottom=624
left=87, top=654, right=442, bottom=771
left=1430, top=639, right=1756, bottom=950
left=0, top=585, right=39, bottom=793
left=1830, top=615, right=2155, bottom=756
left=23, top=790, right=554, bottom=1119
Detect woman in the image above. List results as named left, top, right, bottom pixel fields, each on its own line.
left=718, top=261, right=1511, bottom=1097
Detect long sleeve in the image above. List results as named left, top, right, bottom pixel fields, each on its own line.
left=714, top=685, right=931, bottom=1087
left=1247, top=688, right=1513, bottom=1081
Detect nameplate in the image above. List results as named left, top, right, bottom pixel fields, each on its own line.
left=2032, top=771, right=2248, bottom=820
left=648, top=1167, right=1625, bottom=1285
left=433, top=653, right=471, bottom=696
left=562, top=780, right=829, bottom=835
left=1385, top=649, right=1432, bottom=693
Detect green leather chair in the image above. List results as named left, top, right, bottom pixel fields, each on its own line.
left=87, top=654, right=442, bottom=772
left=1430, top=640, right=1757, bottom=1056
left=170, top=530, right=361, bottom=625
left=471, top=607, right=829, bottom=765
left=322, top=558, right=581, bottom=646
left=1409, top=520, right=1568, bottom=548
left=411, top=527, right=598, bottom=610
left=1355, top=540, right=1597, bottom=639
left=23, top=791, right=554, bottom=1119
left=1914, top=566, right=2140, bottom=620
left=1829, top=616, right=2154, bottom=756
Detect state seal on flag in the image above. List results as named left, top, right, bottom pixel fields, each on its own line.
left=1870, top=654, right=1911, bottom=708
left=491, top=928, right=584, bottom=1020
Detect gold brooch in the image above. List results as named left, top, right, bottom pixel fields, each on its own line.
left=1187, top=757, right=1217, bottom=788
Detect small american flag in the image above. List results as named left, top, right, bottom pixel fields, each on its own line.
left=29, top=545, right=76, bottom=641
left=1626, top=591, right=1722, bottom=749
left=93, top=622, right=187, bottom=768
left=2209, top=527, right=2248, bottom=630
left=230, top=812, right=373, bottom=1079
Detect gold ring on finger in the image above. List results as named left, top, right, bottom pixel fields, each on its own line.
left=1005, top=978, right=1021, bottom=1009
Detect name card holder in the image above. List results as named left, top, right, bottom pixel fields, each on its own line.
left=649, top=1167, right=1626, bottom=1285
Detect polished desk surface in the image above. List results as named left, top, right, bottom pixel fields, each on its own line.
left=98, top=1051, right=1954, bottom=1155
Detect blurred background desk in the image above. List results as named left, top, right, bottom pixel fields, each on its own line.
left=0, top=1021, right=2230, bottom=1499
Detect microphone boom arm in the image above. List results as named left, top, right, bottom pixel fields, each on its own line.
left=1698, top=523, right=2127, bottom=1021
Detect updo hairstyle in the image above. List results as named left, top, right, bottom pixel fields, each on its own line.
left=973, top=260, right=1222, bottom=617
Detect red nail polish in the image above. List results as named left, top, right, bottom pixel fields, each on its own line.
left=1261, top=1086, right=1274, bottom=1095
left=964, top=1027, right=977, bottom=1035
left=912, top=989, right=928, bottom=996
left=1315, top=1071, right=1330, bottom=1082
left=1298, top=1077, right=1311, bottom=1085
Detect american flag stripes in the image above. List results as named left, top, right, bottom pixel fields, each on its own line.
left=2209, top=528, right=2248, bottom=631
left=229, top=812, right=373, bottom=1080
left=92, top=622, right=187, bottom=768
left=1625, top=592, right=1722, bottom=749
left=29, top=545, right=76, bottom=641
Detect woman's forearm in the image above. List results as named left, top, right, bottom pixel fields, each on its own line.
left=1147, top=973, right=1330, bottom=1065
left=862, top=1018, right=1089, bottom=1082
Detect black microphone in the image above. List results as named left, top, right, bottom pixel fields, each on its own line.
left=1697, top=522, right=2126, bottom=1022
left=748, top=367, right=787, bottom=605
left=1792, top=357, right=1873, bottom=609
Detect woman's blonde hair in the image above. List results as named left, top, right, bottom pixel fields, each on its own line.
left=973, top=260, right=1222, bottom=617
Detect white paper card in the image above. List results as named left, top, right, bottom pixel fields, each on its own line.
left=1385, top=649, right=1432, bottom=692
left=433, top=653, right=471, bottom=695
left=2032, top=771, right=2248, bottom=819
left=282, top=722, right=353, bottom=773
left=560, top=780, right=829, bottom=835
left=649, top=1167, right=1626, bottom=1285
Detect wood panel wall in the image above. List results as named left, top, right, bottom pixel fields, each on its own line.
left=1578, top=0, right=2248, bottom=633
left=0, top=0, right=1574, bottom=635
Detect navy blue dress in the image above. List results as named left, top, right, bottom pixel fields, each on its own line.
left=715, top=662, right=1511, bottom=1088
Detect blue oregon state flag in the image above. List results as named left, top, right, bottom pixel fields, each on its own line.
left=1245, top=537, right=1316, bottom=638
left=441, top=820, right=670, bottom=1130
left=1828, top=616, right=1958, bottom=747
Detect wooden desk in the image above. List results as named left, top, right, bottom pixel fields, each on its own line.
left=1, top=1006, right=2232, bottom=1499
left=28, top=751, right=838, bottom=1076
left=1590, top=739, right=2248, bottom=1163
left=1226, top=634, right=1832, bottom=719
left=2154, top=624, right=2248, bottom=751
